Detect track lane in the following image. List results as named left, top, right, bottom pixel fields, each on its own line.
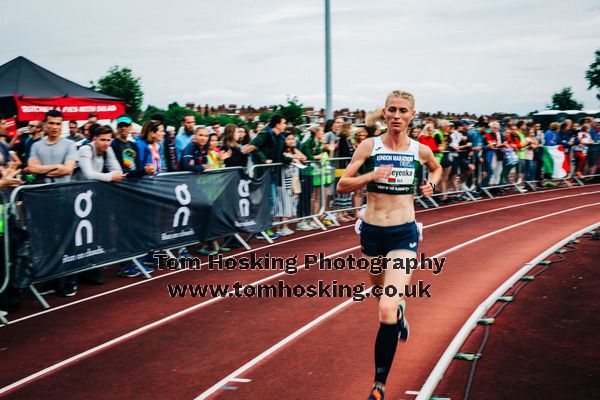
left=2, top=196, right=587, bottom=396
left=434, top=232, right=600, bottom=400
left=7, top=184, right=598, bottom=325
left=219, top=203, right=600, bottom=400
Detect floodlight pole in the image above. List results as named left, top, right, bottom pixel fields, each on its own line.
left=325, top=0, right=332, bottom=120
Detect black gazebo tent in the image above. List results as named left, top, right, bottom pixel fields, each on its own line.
left=0, top=56, right=125, bottom=121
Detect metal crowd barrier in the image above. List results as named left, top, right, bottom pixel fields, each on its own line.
left=580, top=143, right=600, bottom=181
left=519, top=145, right=589, bottom=192
left=2, top=143, right=599, bottom=319
left=252, top=160, right=331, bottom=235
left=3, top=168, right=248, bottom=312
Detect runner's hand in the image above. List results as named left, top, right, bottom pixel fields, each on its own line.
left=372, top=164, right=393, bottom=182
left=421, top=179, right=434, bottom=197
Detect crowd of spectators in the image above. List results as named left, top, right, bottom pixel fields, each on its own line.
left=0, top=109, right=599, bottom=307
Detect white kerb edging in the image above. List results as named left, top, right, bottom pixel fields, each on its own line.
left=415, top=221, right=600, bottom=400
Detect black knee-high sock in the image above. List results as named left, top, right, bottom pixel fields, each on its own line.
left=374, top=322, right=399, bottom=384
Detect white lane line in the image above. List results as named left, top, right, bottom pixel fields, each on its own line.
left=230, top=378, right=252, bottom=383
left=192, top=201, right=600, bottom=400
left=415, top=221, right=600, bottom=400
left=425, top=190, right=600, bottom=228
left=2, top=225, right=351, bottom=326
left=6, top=185, right=596, bottom=326
left=2, top=197, right=599, bottom=397
left=5, top=183, right=594, bottom=326
left=417, top=183, right=600, bottom=213
left=0, top=247, right=360, bottom=397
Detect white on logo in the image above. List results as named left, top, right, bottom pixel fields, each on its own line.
left=409, top=242, right=417, bottom=248
left=173, top=184, right=191, bottom=228
left=75, top=190, right=93, bottom=247
left=238, top=179, right=251, bottom=217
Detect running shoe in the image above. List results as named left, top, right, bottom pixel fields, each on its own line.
left=397, top=300, right=409, bottom=341
left=119, top=264, right=141, bottom=278
left=297, top=221, right=318, bottom=231
left=367, top=385, right=385, bottom=400
left=179, top=248, right=192, bottom=258
left=197, top=247, right=218, bottom=256
left=544, top=181, right=558, bottom=187
left=218, top=246, right=231, bottom=253
left=143, top=265, right=155, bottom=274
left=277, top=227, right=294, bottom=236
left=142, top=257, right=157, bottom=267
left=257, top=230, right=280, bottom=239
left=59, top=281, right=78, bottom=297
left=295, top=222, right=311, bottom=231
left=309, top=221, right=321, bottom=230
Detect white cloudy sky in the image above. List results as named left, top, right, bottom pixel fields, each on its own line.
left=2, top=0, right=599, bottom=115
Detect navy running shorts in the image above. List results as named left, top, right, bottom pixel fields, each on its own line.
left=360, top=220, right=419, bottom=256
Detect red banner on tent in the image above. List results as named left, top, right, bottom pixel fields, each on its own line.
left=14, top=95, right=126, bottom=121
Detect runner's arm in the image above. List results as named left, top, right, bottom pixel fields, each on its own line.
left=337, top=138, right=388, bottom=194
left=419, top=144, right=442, bottom=188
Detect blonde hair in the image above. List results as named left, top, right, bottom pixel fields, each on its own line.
left=366, top=90, right=416, bottom=126
left=385, top=90, right=415, bottom=109
left=353, top=126, right=368, bottom=144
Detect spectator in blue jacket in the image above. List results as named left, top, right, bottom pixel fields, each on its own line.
left=175, top=114, right=196, bottom=161
left=544, top=122, right=560, bottom=146
left=181, top=127, right=212, bottom=172
left=135, top=120, right=165, bottom=175
left=558, top=120, right=577, bottom=151
left=181, top=127, right=231, bottom=256
left=119, top=120, right=166, bottom=278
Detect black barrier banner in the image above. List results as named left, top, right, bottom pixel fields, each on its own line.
left=20, top=169, right=269, bottom=281
left=22, top=181, right=119, bottom=280
left=234, top=170, right=273, bottom=234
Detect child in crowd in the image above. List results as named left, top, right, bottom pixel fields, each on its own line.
left=275, top=132, right=306, bottom=236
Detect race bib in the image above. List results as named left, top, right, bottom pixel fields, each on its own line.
left=374, top=153, right=415, bottom=185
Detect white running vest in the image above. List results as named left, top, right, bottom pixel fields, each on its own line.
left=364, top=136, right=422, bottom=195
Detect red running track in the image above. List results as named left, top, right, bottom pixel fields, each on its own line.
left=434, top=228, right=600, bottom=400
left=1, top=185, right=599, bottom=399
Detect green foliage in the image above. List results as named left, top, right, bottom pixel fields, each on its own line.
left=140, top=95, right=305, bottom=131
left=273, top=96, right=305, bottom=126
left=258, top=112, right=274, bottom=123
left=585, top=48, right=600, bottom=102
left=548, top=87, right=583, bottom=110
left=90, top=66, right=143, bottom=120
left=141, top=104, right=245, bottom=130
